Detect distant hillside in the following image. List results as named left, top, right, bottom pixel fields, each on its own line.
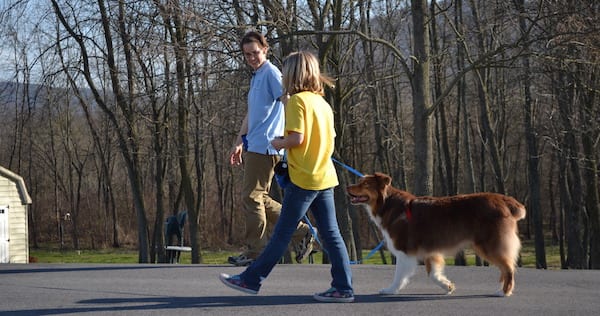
left=0, top=81, right=48, bottom=104
left=0, top=81, right=96, bottom=108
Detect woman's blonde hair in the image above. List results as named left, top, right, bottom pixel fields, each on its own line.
left=282, top=51, right=334, bottom=96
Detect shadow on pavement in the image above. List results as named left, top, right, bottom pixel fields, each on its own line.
left=0, top=293, right=496, bottom=316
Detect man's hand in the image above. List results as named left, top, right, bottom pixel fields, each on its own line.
left=229, top=144, right=243, bottom=166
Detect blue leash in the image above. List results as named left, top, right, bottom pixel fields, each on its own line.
left=331, top=157, right=364, bottom=177
left=302, top=157, right=385, bottom=264
left=350, top=240, right=386, bottom=264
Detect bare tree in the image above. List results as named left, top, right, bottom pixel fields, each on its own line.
left=51, top=0, right=151, bottom=262
left=514, top=0, right=546, bottom=269
left=410, top=0, right=434, bottom=195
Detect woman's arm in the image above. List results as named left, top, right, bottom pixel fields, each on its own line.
left=271, top=131, right=303, bottom=151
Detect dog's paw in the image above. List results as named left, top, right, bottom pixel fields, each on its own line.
left=445, top=283, right=456, bottom=295
left=379, top=287, right=399, bottom=295
left=493, top=289, right=509, bottom=297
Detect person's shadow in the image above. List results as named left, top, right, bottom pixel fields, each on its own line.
left=0, top=293, right=495, bottom=316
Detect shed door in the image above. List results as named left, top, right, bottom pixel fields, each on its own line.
left=0, top=206, right=8, bottom=263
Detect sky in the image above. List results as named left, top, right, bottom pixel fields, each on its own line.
left=0, top=47, right=14, bottom=82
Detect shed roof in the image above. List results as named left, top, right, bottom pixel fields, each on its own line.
left=0, top=165, right=32, bottom=204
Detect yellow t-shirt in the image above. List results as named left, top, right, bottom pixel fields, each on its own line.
left=285, top=91, right=339, bottom=190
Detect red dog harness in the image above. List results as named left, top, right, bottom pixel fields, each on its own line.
left=405, top=200, right=413, bottom=222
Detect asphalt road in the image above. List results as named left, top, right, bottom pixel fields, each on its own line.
left=1, top=263, right=598, bottom=316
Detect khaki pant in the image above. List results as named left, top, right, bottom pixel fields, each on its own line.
left=241, top=152, right=309, bottom=259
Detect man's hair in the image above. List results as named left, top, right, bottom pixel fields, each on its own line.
left=240, top=30, right=269, bottom=49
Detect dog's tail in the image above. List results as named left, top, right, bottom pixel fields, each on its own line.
left=506, top=197, right=526, bottom=220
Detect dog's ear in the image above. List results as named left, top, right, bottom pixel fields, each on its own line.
left=373, top=172, right=392, bottom=187
left=373, top=172, right=392, bottom=199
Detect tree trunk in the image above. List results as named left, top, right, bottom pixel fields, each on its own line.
left=515, top=0, right=546, bottom=269
left=430, top=0, right=455, bottom=197
left=171, top=1, right=201, bottom=264
left=580, top=70, right=600, bottom=269
left=411, top=0, right=434, bottom=196
left=556, top=71, right=587, bottom=269
left=468, top=0, right=505, bottom=194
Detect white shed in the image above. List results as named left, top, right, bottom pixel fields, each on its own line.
left=0, top=165, right=32, bottom=264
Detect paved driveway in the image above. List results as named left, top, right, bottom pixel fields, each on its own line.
left=1, top=263, right=598, bottom=315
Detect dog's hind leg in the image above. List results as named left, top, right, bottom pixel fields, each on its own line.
left=474, top=231, right=520, bottom=297
left=380, top=251, right=417, bottom=295
left=482, top=254, right=515, bottom=297
left=497, top=262, right=515, bottom=297
left=425, top=254, right=455, bottom=294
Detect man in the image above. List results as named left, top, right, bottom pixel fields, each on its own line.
left=227, top=31, right=315, bottom=266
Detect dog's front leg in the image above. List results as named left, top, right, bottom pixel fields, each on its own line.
left=380, top=252, right=417, bottom=295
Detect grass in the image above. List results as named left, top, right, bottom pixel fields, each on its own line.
left=29, top=239, right=562, bottom=268
left=29, top=248, right=237, bottom=265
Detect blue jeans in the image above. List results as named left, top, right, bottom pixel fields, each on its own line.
left=239, top=183, right=353, bottom=294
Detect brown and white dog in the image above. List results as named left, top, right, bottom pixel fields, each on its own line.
left=347, top=172, right=526, bottom=297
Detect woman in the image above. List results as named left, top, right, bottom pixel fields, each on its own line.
left=220, top=51, right=354, bottom=303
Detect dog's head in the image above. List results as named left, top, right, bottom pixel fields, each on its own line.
left=346, top=172, right=392, bottom=210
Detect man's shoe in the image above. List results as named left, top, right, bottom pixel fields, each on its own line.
left=227, top=254, right=238, bottom=264
left=227, top=254, right=254, bottom=266
left=219, top=273, right=259, bottom=295
left=295, top=228, right=316, bottom=263
left=313, top=287, right=354, bottom=303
